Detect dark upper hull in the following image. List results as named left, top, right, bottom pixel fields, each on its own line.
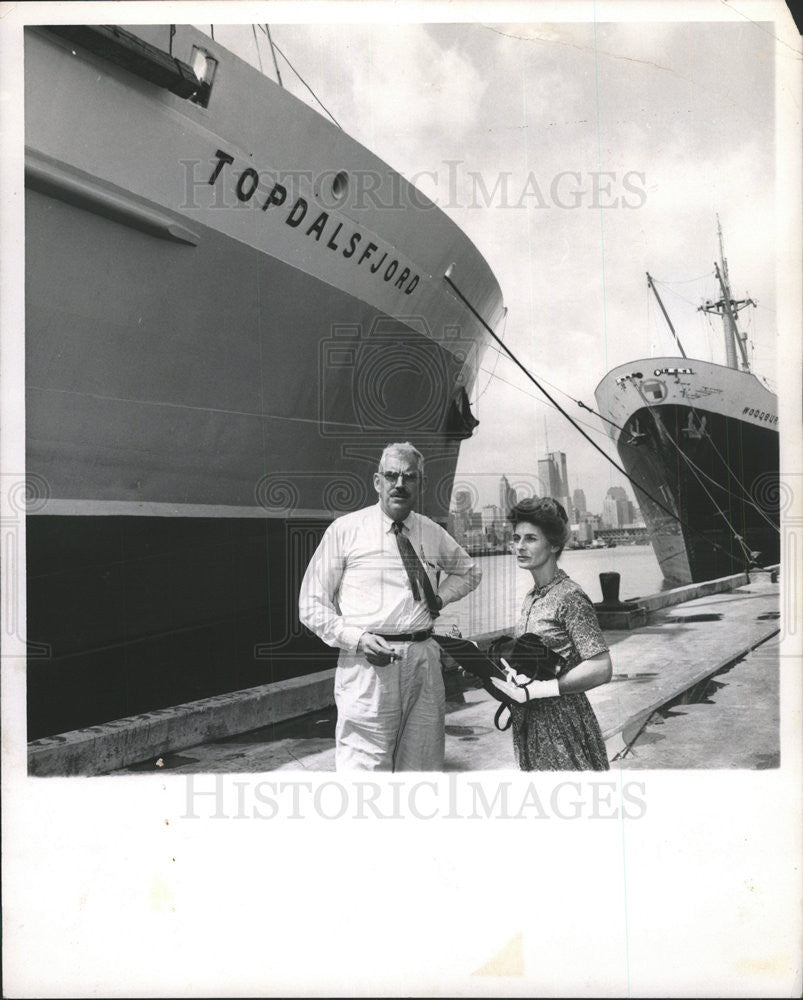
left=24, top=25, right=504, bottom=738
left=595, top=358, right=779, bottom=586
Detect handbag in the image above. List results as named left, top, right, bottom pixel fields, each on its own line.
left=433, top=633, right=563, bottom=731
left=487, top=632, right=563, bottom=682
left=486, top=633, right=564, bottom=730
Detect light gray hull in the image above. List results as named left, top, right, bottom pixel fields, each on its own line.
left=24, top=25, right=504, bottom=738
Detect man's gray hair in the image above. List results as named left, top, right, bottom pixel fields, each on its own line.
left=379, top=442, right=424, bottom=471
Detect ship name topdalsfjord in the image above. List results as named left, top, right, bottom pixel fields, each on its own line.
left=208, top=148, right=421, bottom=295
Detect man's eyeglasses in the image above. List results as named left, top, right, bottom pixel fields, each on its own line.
left=380, top=471, right=420, bottom=485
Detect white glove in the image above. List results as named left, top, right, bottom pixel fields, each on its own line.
left=526, top=678, right=560, bottom=699
left=500, top=658, right=559, bottom=699
left=490, top=672, right=560, bottom=704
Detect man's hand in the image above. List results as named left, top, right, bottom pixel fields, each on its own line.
left=357, top=632, right=399, bottom=666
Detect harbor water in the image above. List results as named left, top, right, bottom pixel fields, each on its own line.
left=441, top=545, right=664, bottom=638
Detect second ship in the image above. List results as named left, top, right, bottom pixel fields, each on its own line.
left=594, top=226, right=779, bottom=587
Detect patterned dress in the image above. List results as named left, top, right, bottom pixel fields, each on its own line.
left=510, top=568, right=610, bottom=771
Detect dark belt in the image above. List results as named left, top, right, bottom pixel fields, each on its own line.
left=373, top=629, right=433, bottom=643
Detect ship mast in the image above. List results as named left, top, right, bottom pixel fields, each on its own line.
left=646, top=272, right=687, bottom=358
left=698, top=217, right=755, bottom=372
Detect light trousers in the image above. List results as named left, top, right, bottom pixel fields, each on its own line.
left=334, top=639, right=445, bottom=771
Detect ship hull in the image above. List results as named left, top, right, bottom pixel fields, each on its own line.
left=595, top=358, right=779, bottom=586
left=24, top=25, right=503, bottom=738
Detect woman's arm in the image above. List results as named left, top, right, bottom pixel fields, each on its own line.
left=557, top=650, right=612, bottom=694
left=557, top=589, right=613, bottom=694
left=489, top=586, right=613, bottom=704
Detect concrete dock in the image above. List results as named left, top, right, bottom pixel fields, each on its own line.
left=103, top=572, right=780, bottom=775
left=617, top=633, right=780, bottom=768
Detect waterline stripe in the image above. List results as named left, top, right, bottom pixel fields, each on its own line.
left=28, top=499, right=338, bottom=519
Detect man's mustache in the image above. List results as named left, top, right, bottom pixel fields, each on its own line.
left=391, top=490, right=409, bottom=498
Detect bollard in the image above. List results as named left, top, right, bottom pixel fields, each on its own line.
left=599, top=571, right=623, bottom=606
left=594, top=572, right=647, bottom=630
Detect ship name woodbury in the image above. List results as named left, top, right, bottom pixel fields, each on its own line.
left=209, top=148, right=420, bottom=295
left=742, top=407, right=778, bottom=425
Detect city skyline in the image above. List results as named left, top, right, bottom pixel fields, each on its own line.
left=449, top=433, right=640, bottom=517
left=449, top=458, right=643, bottom=546
left=450, top=455, right=640, bottom=523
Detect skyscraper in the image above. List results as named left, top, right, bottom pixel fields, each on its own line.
left=537, top=451, right=570, bottom=515
left=555, top=452, right=568, bottom=502
left=499, top=474, right=517, bottom=517
left=603, top=486, right=631, bottom=528
left=448, top=488, right=474, bottom=542
left=482, top=504, right=500, bottom=529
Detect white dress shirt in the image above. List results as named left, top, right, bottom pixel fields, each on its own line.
left=298, top=504, right=482, bottom=651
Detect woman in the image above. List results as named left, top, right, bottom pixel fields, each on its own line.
left=490, top=497, right=612, bottom=770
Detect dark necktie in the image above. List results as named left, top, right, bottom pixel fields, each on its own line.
left=391, top=520, right=440, bottom=615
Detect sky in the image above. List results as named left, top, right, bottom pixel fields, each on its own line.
left=207, top=6, right=787, bottom=515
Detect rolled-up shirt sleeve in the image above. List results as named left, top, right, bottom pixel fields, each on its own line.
left=298, top=525, right=364, bottom=652
left=433, top=527, right=482, bottom=607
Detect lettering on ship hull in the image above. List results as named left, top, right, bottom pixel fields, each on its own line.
left=209, top=149, right=420, bottom=295
left=742, top=407, right=778, bottom=425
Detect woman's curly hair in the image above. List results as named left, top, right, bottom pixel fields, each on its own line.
left=508, top=497, right=571, bottom=556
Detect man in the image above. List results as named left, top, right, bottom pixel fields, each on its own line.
left=299, top=442, right=481, bottom=771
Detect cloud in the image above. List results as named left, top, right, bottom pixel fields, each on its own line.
left=273, top=23, right=488, bottom=170
left=215, top=20, right=782, bottom=519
